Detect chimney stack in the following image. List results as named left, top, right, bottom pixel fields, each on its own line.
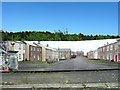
left=38, top=41, right=40, bottom=44
left=46, top=44, right=49, bottom=47
left=107, top=42, right=109, bottom=45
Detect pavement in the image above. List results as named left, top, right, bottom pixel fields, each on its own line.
left=1, top=83, right=119, bottom=90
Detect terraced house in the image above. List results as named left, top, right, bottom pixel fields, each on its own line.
left=23, top=41, right=42, bottom=61
left=114, top=39, right=120, bottom=62
left=33, top=42, right=46, bottom=62
left=87, top=50, right=98, bottom=59
left=58, top=48, right=71, bottom=60
left=117, top=39, right=120, bottom=62
left=98, top=42, right=118, bottom=62
left=97, top=46, right=106, bottom=60
left=45, top=45, right=59, bottom=61
left=1, top=41, right=26, bottom=62
left=34, top=43, right=59, bottom=62
left=87, top=39, right=120, bottom=63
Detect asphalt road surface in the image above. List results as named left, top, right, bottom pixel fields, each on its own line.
left=48, top=56, right=115, bottom=70
left=27, top=56, right=118, bottom=71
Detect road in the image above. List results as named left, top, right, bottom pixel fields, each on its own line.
left=20, top=56, right=118, bottom=71
left=44, top=56, right=118, bottom=71
left=18, top=56, right=119, bottom=71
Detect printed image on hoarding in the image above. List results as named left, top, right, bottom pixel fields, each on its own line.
left=1, top=1, right=119, bottom=89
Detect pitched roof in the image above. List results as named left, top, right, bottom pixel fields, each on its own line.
left=23, top=41, right=37, bottom=46
left=58, top=48, right=71, bottom=51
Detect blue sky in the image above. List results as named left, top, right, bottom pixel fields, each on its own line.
left=2, top=2, right=118, bottom=35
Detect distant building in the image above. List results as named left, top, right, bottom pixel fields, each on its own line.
left=76, top=51, right=84, bottom=56
left=93, top=50, right=98, bottom=59
left=98, top=45, right=107, bottom=60
left=58, top=48, right=71, bottom=60
left=71, top=51, right=77, bottom=56
left=45, top=46, right=59, bottom=60
left=45, top=46, right=53, bottom=61
left=87, top=51, right=95, bottom=59
left=52, top=48, right=59, bottom=60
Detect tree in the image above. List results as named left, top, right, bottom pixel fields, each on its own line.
left=1, top=30, right=120, bottom=41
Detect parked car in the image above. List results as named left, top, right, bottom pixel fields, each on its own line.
left=71, top=55, right=76, bottom=58
left=47, top=59, right=58, bottom=63
left=59, top=56, right=66, bottom=60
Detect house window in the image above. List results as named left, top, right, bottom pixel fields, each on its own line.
left=37, top=55, right=39, bottom=60
left=19, top=43, right=21, bottom=50
left=23, top=44, right=25, bottom=50
left=103, top=47, right=105, bottom=52
left=31, top=52, right=32, bottom=57
left=107, top=54, right=109, bottom=60
left=107, top=46, right=109, bottom=51
left=114, top=45, right=117, bottom=51
left=102, top=48, right=103, bottom=52
left=34, top=55, right=35, bottom=59
left=110, top=45, right=113, bottom=51
left=19, top=54, right=21, bottom=59
left=38, top=48, right=39, bottom=51
left=34, top=47, right=36, bottom=51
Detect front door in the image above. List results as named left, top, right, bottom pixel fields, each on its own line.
left=115, top=55, right=118, bottom=62
left=23, top=54, right=25, bottom=61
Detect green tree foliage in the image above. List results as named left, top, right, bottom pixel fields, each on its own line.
left=1, top=30, right=120, bottom=41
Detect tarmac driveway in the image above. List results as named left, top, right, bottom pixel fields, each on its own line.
left=18, top=56, right=119, bottom=71
left=44, top=56, right=119, bottom=71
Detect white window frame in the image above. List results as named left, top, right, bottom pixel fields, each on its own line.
left=107, top=46, right=109, bottom=51
left=38, top=48, right=39, bottom=51
left=37, top=55, right=39, bottom=60
left=23, top=44, right=25, bottom=50
left=34, top=55, right=35, bottom=59
left=34, top=47, right=35, bottom=51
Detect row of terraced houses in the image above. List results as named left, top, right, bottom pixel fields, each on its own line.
left=0, top=41, right=71, bottom=62
left=87, top=39, right=120, bottom=62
